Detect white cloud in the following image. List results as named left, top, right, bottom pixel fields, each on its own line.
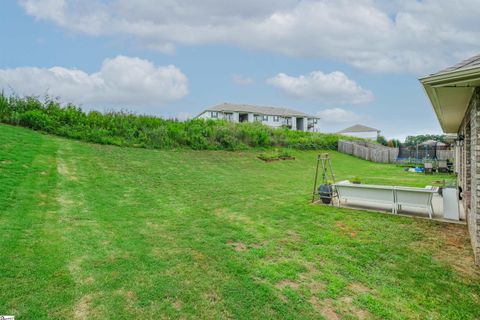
left=231, top=74, right=254, bottom=86
left=316, top=108, right=362, bottom=124
left=0, top=55, right=188, bottom=107
left=17, top=0, right=480, bottom=74
left=267, top=71, right=374, bottom=104
left=20, top=0, right=66, bottom=25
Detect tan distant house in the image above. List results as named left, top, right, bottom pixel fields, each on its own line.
left=337, top=124, right=380, bottom=140
left=420, top=54, right=480, bottom=265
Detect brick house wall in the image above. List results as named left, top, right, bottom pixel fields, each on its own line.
left=459, top=87, right=480, bottom=264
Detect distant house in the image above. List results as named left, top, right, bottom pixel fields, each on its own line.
left=420, top=53, right=480, bottom=265
left=195, top=103, right=320, bottom=132
left=337, top=124, right=380, bottom=140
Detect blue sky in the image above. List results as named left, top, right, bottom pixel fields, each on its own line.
left=2, top=1, right=480, bottom=140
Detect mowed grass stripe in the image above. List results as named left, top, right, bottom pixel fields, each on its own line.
left=0, top=126, right=76, bottom=318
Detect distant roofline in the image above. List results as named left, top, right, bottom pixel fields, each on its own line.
left=337, top=124, right=380, bottom=133
left=196, top=102, right=318, bottom=118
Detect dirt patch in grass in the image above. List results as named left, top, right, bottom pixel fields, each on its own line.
left=320, top=306, right=340, bottom=320
left=116, top=288, right=136, bottom=305
left=84, top=276, right=95, bottom=285
left=214, top=208, right=255, bottom=226
left=279, top=230, right=302, bottom=244
left=74, top=294, right=93, bottom=320
left=309, top=297, right=340, bottom=320
left=339, top=295, right=372, bottom=319
left=411, top=222, right=480, bottom=279
left=227, top=241, right=266, bottom=251
left=348, top=282, right=370, bottom=294
left=227, top=241, right=248, bottom=251
left=172, top=299, right=183, bottom=311
left=336, top=221, right=357, bottom=237
left=276, top=280, right=299, bottom=290
left=310, top=295, right=372, bottom=320
left=298, top=263, right=326, bottom=294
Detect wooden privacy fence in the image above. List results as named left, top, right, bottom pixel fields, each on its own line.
left=398, top=146, right=454, bottom=160
left=338, top=140, right=399, bottom=163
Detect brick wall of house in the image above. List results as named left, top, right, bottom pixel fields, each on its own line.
left=459, top=87, right=480, bottom=264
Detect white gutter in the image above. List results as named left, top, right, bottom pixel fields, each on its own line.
left=420, top=66, right=480, bottom=133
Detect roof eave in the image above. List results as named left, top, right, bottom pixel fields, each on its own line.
left=420, top=66, right=480, bottom=133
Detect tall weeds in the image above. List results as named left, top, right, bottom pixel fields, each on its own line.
left=0, top=94, right=357, bottom=150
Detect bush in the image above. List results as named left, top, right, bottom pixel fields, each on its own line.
left=0, top=94, right=360, bottom=151
left=19, top=110, right=53, bottom=131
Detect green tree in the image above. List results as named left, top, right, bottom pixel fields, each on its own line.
left=377, top=135, right=388, bottom=146
left=404, top=134, right=446, bottom=147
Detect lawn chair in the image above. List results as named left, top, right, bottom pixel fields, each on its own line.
left=424, top=161, right=433, bottom=174
left=437, top=160, right=448, bottom=173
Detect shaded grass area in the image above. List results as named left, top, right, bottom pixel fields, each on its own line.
left=1, top=124, right=479, bottom=319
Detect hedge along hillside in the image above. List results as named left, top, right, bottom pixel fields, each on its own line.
left=0, top=94, right=358, bottom=150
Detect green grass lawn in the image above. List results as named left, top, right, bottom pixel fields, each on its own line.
left=1, top=124, right=479, bottom=319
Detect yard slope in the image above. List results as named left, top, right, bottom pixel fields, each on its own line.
left=1, top=124, right=479, bottom=319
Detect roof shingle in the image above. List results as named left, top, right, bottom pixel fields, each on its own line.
left=204, top=103, right=315, bottom=118
left=430, top=54, right=480, bottom=76
left=338, top=124, right=379, bottom=133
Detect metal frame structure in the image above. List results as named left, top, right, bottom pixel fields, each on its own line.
left=311, top=153, right=337, bottom=203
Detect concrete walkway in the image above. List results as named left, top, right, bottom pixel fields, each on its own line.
left=328, top=194, right=465, bottom=224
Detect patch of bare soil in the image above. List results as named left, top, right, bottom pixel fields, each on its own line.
left=279, top=230, right=302, bottom=245
left=335, top=221, right=357, bottom=237
left=172, top=299, right=183, bottom=311
left=227, top=241, right=247, bottom=251
left=310, top=295, right=372, bottom=320
left=348, top=282, right=370, bottom=294
left=339, top=295, right=372, bottom=320
left=74, top=294, right=93, bottom=320
left=411, top=222, right=480, bottom=279
left=276, top=280, right=299, bottom=290
left=298, top=263, right=326, bottom=294
left=227, top=240, right=266, bottom=251
left=309, top=297, right=340, bottom=320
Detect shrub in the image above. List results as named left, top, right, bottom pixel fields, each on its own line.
left=0, top=94, right=360, bottom=151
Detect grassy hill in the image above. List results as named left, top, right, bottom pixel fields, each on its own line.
left=1, top=124, right=479, bottom=319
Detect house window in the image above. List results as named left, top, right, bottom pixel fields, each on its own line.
left=313, top=119, right=318, bottom=124
left=273, top=116, right=279, bottom=122
left=262, top=115, right=268, bottom=121
left=225, top=113, right=233, bottom=121
left=211, top=111, right=218, bottom=118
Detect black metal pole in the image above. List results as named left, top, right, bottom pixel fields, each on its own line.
left=311, top=154, right=320, bottom=203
